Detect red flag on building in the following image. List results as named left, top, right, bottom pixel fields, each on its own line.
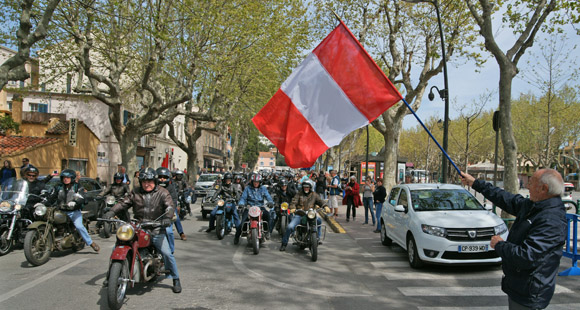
left=161, top=153, right=169, bottom=168
left=252, top=21, right=403, bottom=168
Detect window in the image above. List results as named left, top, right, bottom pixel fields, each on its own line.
left=260, top=162, right=264, bottom=166
left=67, top=159, right=87, bottom=176
left=270, top=157, right=274, bottom=161
left=270, top=162, right=274, bottom=166
left=388, top=187, right=400, bottom=205
left=397, top=189, right=408, bottom=209
left=123, top=110, right=133, bottom=125
left=66, top=74, right=72, bottom=93
left=410, top=189, right=484, bottom=211
left=79, top=179, right=95, bottom=191
left=30, top=103, right=48, bottom=113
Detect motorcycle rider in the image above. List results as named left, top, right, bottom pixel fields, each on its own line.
left=234, top=173, right=274, bottom=245
left=157, top=167, right=186, bottom=248
left=96, top=173, right=130, bottom=222
left=48, top=169, right=100, bottom=253
left=21, top=166, right=50, bottom=219
left=270, top=178, right=295, bottom=234
left=279, top=181, right=329, bottom=252
left=173, top=170, right=191, bottom=216
left=205, top=172, right=241, bottom=233
left=234, top=174, right=245, bottom=192
left=105, top=167, right=182, bottom=293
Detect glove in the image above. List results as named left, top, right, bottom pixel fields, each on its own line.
left=66, top=201, right=76, bottom=210
left=104, top=211, right=116, bottom=219
left=161, top=218, right=172, bottom=228
left=185, top=196, right=192, bottom=204
left=324, top=206, right=331, bottom=214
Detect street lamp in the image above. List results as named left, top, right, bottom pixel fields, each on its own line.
left=403, top=0, right=450, bottom=183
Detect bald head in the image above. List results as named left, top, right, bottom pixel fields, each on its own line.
left=529, top=169, right=564, bottom=202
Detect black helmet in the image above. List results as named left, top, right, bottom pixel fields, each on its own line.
left=60, top=169, right=76, bottom=182
left=156, top=167, right=171, bottom=187
left=113, top=172, right=124, bottom=182
left=250, top=173, right=262, bottom=184
left=223, top=172, right=233, bottom=181
left=139, top=167, right=157, bottom=185
left=279, top=178, right=288, bottom=187
left=234, top=174, right=242, bottom=181
left=22, top=166, right=39, bottom=178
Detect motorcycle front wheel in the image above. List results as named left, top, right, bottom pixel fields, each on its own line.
left=24, top=228, right=53, bottom=266
left=251, top=228, right=259, bottom=255
left=280, top=216, right=287, bottom=237
left=100, top=221, right=113, bottom=238
left=310, top=231, right=318, bottom=262
left=0, top=224, right=14, bottom=256
left=108, top=260, right=129, bottom=310
left=216, top=215, right=225, bottom=240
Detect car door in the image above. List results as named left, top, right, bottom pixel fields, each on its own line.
left=392, top=187, right=410, bottom=245
left=384, top=187, right=400, bottom=235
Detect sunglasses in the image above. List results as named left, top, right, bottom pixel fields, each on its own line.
left=26, top=174, right=37, bottom=177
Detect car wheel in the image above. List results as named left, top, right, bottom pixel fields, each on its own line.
left=407, top=235, right=424, bottom=269
left=380, top=222, right=392, bottom=246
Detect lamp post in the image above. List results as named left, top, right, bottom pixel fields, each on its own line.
left=403, top=0, right=450, bottom=183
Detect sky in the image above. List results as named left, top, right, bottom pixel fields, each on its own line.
left=402, top=22, right=580, bottom=130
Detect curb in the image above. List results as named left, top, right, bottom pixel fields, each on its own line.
left=318, top=210, right=346, bottom=234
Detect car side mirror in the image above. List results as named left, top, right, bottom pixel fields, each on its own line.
left=484, top=203, right=493, bottom=211
left=394, top=205, right=406, bottom=213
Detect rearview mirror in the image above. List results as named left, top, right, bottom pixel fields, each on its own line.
left=394, top=205, right=406, bottom=213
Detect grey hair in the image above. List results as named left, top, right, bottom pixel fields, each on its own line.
left=539, top=169, right=564, bottom=197
left=350, top=176, right=356, bottom=181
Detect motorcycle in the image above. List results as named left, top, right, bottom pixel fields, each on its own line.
left=23, top=193, right=88, bottom=266
left=101, top=216, right=166, bottom=310
left=99, top=195, right=129, bottom=238
left=240, top=205, right=269, bottom=255
left=177, top=191, right=191, bottom=220
left=0, top=179, right=33, bottom=255
left=292, top=208, right=326, bottom=262
left=273, top=202, right=291, bottom=236
left=215, top=197, right=237, bottom=240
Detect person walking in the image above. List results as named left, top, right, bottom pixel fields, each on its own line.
left=461, top=169, right=566, bottom=310
left=316, top=170, right=327, bottom=199
left=342, top=176, right=360, bottom=222
left=328, top=170, right=341, bottom=217
left=372, top=178, right=386, bottom=233
left=1, top=160, right=17, bottom=188
left=362, top=177, right=375, bottom=226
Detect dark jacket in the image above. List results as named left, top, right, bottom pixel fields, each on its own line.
left=290, top=190, right=327, bottom=211
left=48, top=182, right=87, bottom=211
left=0, top=167, right=16, bottom=184
left=473, top=180, right=566, bottom=309
left=98, top=183, right=130, bottom=200
left=212, top=182, right=241, bottom=202
left=373, top=185, right=387, bottom=203
left=111, top=185, right=174, bottom=235
left=315, top=175, right=326, bottom=194
left=159, top=182, right=178, bottom=206
left=275, top=188, right=294, bottom=206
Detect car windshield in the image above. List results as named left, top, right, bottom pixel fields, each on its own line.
left=198, top=175, right=220, bottom=182
left=410, top=189, right=484, bottom=211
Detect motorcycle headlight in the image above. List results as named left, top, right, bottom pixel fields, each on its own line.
left=14, top=204, right=22, bottom=211
left=281, top=203, right=288, bottom=211
left=421, top=224, right=447, bottom=238
left=105, top=196, right=116, bottom=205
left=0, top=201, right=10, bottom=212
left=116, top=224, right=135, bottom=241
left=307, top=209, right=316, bottom=219
left=494, top=223, right=508, bottom=235
left=34, top=204, right=47, bottom=216
left=217, top=199, right=225, bottom=207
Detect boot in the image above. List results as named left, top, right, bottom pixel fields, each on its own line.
left=205, top=227, right=214, bottom=233
left=180, top=233, right=187, bottom=241
left=279, top=244, right=287, bottom=251
left=172, top=279, right=182, bottom=293
left=234, top=235, right=240, bottom=245
left=90, top=242, right=100, bottom=253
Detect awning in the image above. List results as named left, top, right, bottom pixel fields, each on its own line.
left=405, top=162, right=414, bottom=167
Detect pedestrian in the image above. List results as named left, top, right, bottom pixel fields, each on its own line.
left=328, top=170, right=341, bottom=217
left=316, top=170, right=327, bottom=199
left=117, top=165, right=131, bottom=185
left=461, top=169, right=566, bottom=310
left=342, top=176, right=360, bottom=222
left=362, top=177, right=375, bottom=226
left=373, top=178, right=386, bottom=233
left=132, top=171, right=140, bottom=190
left=20, top=158, right=30, bottom=170
left=1, top=160, right=17, bottom=188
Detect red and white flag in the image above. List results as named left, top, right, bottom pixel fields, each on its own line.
left=252, top=21, right=403, bottom=168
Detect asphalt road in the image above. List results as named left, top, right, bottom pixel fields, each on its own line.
left=0, top=201, right=579, bottom=310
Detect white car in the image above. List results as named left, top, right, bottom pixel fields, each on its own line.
left=380, top=183, right=508, bottom=268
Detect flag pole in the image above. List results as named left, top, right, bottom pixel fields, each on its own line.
left=401, top=99, right=461, bottom=177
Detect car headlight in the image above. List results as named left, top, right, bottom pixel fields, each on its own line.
left=494, top=223, right=508, bottom=235
left=105, top=196, right=116, bottom=205
left=34, top=204, right=47, bottom=216
left=307, top=209, right=316, bottom=219
left=281, top=202, right=288, bottom=211
left=421, top=224, right=447, bottom=238
left=116, top=224, right=135, bottom=241
left=217, top=199, right=225, bottom=207
left=14, top=204, right=22, bottom=211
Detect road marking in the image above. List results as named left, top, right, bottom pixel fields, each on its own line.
left=354, top=237, right=374, bottom=240
left=371, top=261, right=409, bottom=268
left=232, top=245, right=371, bottom=297
left=384, top=271, right=503, bottom=280
left=399, top=285, right=573, bottom=296
left=418, top=305, right=580, bottom=310
left=362, top=252, right=405, bottom=258
left=0, top=258, right=90, bottom=302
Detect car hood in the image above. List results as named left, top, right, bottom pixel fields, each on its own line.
left=414, top=210, right=502, bottom=228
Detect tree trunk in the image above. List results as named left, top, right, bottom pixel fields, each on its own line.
left=119, top=129, right=140, bottom=174
left=382, top=120, right=402, bottom=192
left=187, top=149, right=199, bottom=187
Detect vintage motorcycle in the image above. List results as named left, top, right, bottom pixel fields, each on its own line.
left=23, top=193, right=87, bottom=266
left=101, top=216, right=166, bottom=310
left=177, top=191, right=191, bottom=220
left=240, top=205, right=269, bottom=255
left=99, top=195, right=130, bottom=238
left=0, top=179, right=33, bottom=255
left=292, top=208, right=326, bottom=262
left=215, top=197, right=237, bottom=240
left=273, top=202, right=291, bottom=236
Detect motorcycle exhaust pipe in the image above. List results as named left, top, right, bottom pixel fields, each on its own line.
left=143, top=261, right=154, bottom=282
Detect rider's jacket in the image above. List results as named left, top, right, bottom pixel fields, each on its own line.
left=98, top=183, right=130, bottom=200
left=213, top=182, right=241, bottom=201
left=25, top=179, right=47, bottom=208
left=159, top=181, right=178, bottom=206
left=275, top=188, right=294, bottom=205
left=238, top=185, right=273, bottom=207
left=48, top=182, right=86, bottom=211
left=290, top=190, right=327, bottom=211
left=111, top=185, right=174, bottom=235
left=174, top=179, right=188, bottom=193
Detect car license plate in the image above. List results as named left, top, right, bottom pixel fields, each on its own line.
left=458, top=245, right=488, bottom=253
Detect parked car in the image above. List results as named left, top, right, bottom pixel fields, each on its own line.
left=194, top=174, right=221, bottom=198
left=380, top=183, right=508, bottom=268
left=39, top=176, right=103, bottom=220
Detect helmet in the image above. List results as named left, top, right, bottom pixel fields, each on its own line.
left=301, top=181, right=312, bottom=193
left=174, top=169, right=184, bottom=180
left=60, top=169, right=76, bottom=182
left=250, top=173, right=262, bottom=185
left=279, top=178, right=288, bottom=187
left=22, top=165, right=39, bottom=178
left=223, top=172, right=233, bottom=181
left=113, top=172, right=124, bottom=182
left=139, top=167, right=157, bottom=185
left=156, top=167, right=171, bottom=187
left=234, top=174, right=242, bottom=182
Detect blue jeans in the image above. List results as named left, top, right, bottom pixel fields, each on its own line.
left=166, top=208, right=183, bottom=253
left=269, top=208, right=277, bottom=233
left=151, top=233, right=179, bottom=279
left=363, top=197, right=375, bottom=225
left=174, top=208, right=184, bottom=234
left=281, top=215, right=322, bottom=245
left=209, top=203, right=240, bottom=230
left=375, top=202, right=383, bottom=231
left=66, top=210, right=93, bottom=246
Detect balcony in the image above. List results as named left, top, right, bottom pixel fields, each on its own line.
left=204, top=146, right=223, bottom=157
